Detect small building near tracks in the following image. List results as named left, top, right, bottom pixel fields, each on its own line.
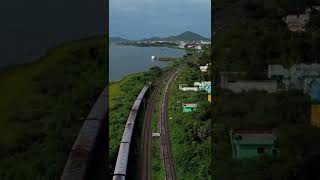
left=230, top=129, right=279, bottom=159
left=182, top=102, right=197, bottom=112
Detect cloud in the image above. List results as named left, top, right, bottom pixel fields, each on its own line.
left=110, top=0, right=210, bottom=13
left=109, top=0, right=211, bottom=39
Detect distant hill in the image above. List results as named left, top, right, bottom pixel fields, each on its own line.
left=141, top=31, right=209, bottom=41
left=109, top=37, right=131, bottom=43
left=140, top=36, right=162, bottom=41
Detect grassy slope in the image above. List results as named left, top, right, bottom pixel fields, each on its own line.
left=0, top=36, right=107, bottom=180
left=168, top=66, right=210, bottom=179
left=166, top=53, right=211, bottom=179
left=108, top=69, right=161, bottom=179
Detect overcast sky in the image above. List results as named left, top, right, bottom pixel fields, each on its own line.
left=110, top=0, right=211, bottom=40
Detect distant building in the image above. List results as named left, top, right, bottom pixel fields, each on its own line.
left=178, top=84, right=198, bottom=91
left=200, top=40, right=211, bottom=45
left=220, top=72, right=278, bottom=93
left=230, top=129, right=279, bottom=159
left=182, top=103, right=197, bottom=112
left=194, top=81, right=211, bottom=93
left=199, top=64, right=210, bottom=72
left=283, top=13, right=309, bottom=32
left=152, top=133, right=160, bottom=137
left=268, top=63, right=320, bottom=92
left=178, top=41, right=186, bottom=48
left=226, top=81, right=277, bottom=93
left=283, top=6, right=320, bottom=32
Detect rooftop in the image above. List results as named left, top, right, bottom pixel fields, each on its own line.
left=231, top=129, right=277, bottom=145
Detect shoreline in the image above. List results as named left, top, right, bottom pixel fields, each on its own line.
left=111, top=43, right=186, bottom=51
left=109, top=45, right=186, bottom=83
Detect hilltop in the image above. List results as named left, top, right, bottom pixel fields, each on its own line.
left=141, top=31, right=209, bottom=41
left=109, top=37, right=131, bottom=43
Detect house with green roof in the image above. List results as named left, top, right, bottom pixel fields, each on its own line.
left=182, top=102, right=197, bottom=112
left=230, top=129, right=279, bottom=159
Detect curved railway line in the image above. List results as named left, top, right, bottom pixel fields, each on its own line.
left=140, top=85, right=160, bottom=180
left=113, top=68, right=179, bottom=180
left=113, top=85, right=150, bottom=180
left=160, top=71, right=178, bottom=180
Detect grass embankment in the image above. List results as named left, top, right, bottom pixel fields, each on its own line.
left=108, top=68, right=162, bottom=179
left=158, top=57, right=181, bottom=61
left=168, top=64, right=211, bottom=179
left=150, top=50, right=211, bottom=179
left=0, top=36, right=107, bottom=180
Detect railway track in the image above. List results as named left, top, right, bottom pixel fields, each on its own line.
left=140, top=85, right=160, bottom=180
left=160, top=71, right=178, bottom=180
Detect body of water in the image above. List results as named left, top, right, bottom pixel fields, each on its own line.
left=109, top=45, right=186, bottom=81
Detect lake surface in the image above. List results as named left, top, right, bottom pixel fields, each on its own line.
left=109, top=45, right=186, bottom=81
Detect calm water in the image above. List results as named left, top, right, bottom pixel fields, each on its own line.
left=109, top=45, right=186, bottom=81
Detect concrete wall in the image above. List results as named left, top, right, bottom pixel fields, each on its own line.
left=60, top=87, right=108, bottom=180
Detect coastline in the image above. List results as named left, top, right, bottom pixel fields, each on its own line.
left=109, top=44, right=186, bottom=83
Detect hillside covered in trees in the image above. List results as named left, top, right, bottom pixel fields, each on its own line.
left=213, top=1, right=320, bottom=180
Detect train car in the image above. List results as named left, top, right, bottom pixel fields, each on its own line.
left=121, top=122, right=134, bottom=143
left=127, top=110, right=138, bottom=123
left=136, top=86, right=149, bottom=100
left=61, top=120, right=102, bottom=180
left=132, top=99, right=142, bottom=111
left=113, top=142, right=130, bottom=179
left=113, top=85, right=151, bottom=180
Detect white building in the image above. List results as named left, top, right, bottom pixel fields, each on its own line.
left=283, top=13, right=310, bottom=32
left=268, top=63, right=320, bottom=92
left=283, top=6, right=320, bottom=32
left=194, top=81, right=211, bottom=93
left=179, top=84, right=199, bottom=91
left=199, top=64, right=210, bottom=72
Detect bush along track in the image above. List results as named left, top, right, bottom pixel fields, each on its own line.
left=108, top=67, right=162, bottom=179
left=152, top=50, right=211, bottom=179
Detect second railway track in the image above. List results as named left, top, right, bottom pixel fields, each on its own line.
left=160, top=70, right=178, bottom=180
left=140, top=85, right=160, bottom=180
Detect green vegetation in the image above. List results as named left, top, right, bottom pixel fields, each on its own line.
left=214, top=0, right=320, bottom=77
left=158, top=57, right=181, bottom=61
left=213, top=90, right=320, bottom=180
left=0, top=36, right=107, bottom=180
left=140, top=31, right=209, bottom=42
left=167, top=53, right=211, bottom=179
left=151, top=140, right=165, bottom=180
left=118, top=41, right=179, bottom=48
left=213, top=0, right=320, bottom=179
left=108, top=67, right=162, bottom=179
